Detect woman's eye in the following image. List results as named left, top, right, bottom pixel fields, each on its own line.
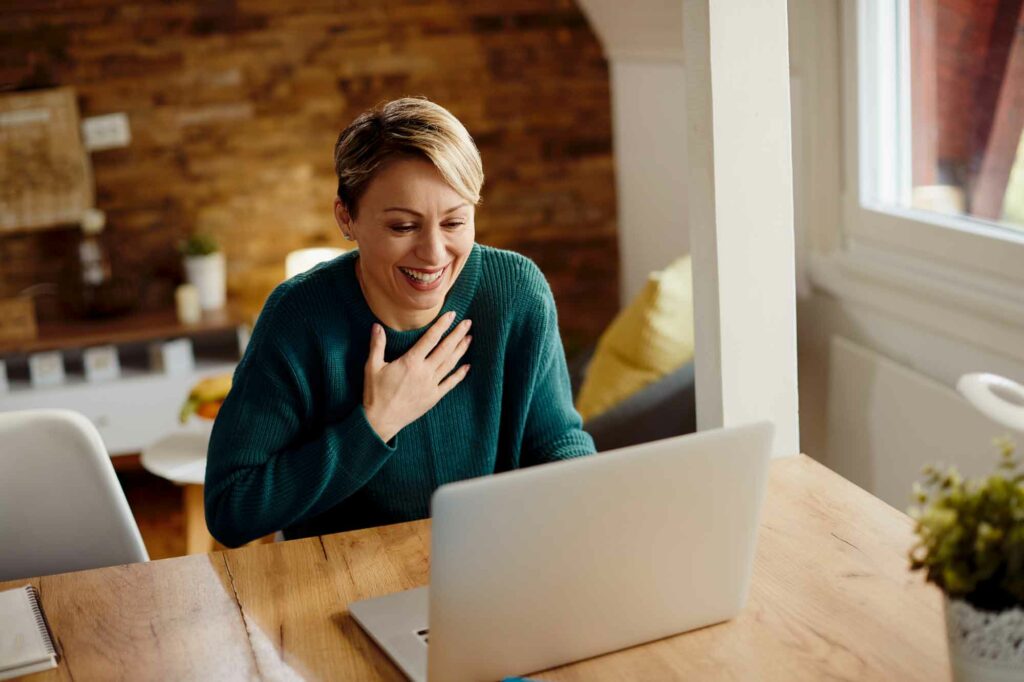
left=444, top=222, right=465, bottom=229
left=389, top=224, right=416, bottom=233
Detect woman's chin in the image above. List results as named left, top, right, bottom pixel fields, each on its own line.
left=402, top=289, right=448, bottom=310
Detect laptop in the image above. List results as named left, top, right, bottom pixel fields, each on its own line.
left=349, top=421, right=774, bottom=681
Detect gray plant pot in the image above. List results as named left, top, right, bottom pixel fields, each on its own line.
left=944, top=597, right=1024, bottom=682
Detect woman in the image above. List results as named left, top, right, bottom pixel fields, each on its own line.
left=205, top=98, right=595, bottom=547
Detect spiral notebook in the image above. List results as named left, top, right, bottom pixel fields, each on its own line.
left=0, top=586, right=58, bottom=680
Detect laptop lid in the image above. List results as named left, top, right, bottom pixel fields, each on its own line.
left=427, top=421, right=774, bottom=681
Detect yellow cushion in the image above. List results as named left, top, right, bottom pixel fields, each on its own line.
left=575, top=256, right=694, bottom=421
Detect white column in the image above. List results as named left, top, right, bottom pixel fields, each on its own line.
left=683, top=0, right=800, bottom=457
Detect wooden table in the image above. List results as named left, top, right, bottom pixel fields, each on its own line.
left=1, top=455, right=950, bottom=680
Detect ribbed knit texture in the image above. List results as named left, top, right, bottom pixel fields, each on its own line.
left=204, top=244, right=595, bottom=547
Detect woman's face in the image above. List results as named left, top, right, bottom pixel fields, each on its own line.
left=334, top=157, right=476, bottom=330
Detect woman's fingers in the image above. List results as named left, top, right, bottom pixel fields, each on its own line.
left=437, top=363, right=471, bottom=395
left=436, top=334, right=471, bottom=378
left=428, top=318, right=471, bottom=367
left=409, top=311, right=456, bottom=360
left=367, top=323, right=386, bottom=371
left=363, top=315, right=472, bottom=442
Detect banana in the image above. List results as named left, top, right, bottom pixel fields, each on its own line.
left=179, top=397, right=201, bottom=424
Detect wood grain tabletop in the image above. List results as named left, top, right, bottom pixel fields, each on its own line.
left=1, top=455, right=949, bottom=681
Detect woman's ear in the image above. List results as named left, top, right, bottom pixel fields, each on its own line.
left=333, top=198, right=355, bottom=241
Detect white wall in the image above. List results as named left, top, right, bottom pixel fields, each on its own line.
left=826, top=336, right=1018, bottom=509
left=576, top=0, right=690, bottom=306
left=610, top=60, right=689, bottom=305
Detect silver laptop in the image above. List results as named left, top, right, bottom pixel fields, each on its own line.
left=349, top=421, right=774, bottom=681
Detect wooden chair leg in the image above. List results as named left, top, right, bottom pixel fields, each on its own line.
left=183, top=484, right=216, bottom=555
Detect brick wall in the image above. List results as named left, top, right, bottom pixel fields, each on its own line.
left=0, top=0, right=618, bottom=355
left=935, top=0, right=1001, bottom=166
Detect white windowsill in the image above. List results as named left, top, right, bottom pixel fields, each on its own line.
left=844, top=200, right=1024, bottom=290
left=807, top=245, right=1024, bottom=365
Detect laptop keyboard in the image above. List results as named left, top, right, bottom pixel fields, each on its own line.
left=416, top=628, right=429, bottom=645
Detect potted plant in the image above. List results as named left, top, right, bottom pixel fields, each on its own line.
left=909, top=439, right=1024, bottom=681
left=180, top=232, right=226, bottom=311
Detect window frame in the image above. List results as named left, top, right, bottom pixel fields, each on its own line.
left=841, top=0, right=1024, bottom=291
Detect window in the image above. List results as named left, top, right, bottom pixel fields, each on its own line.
left=860, top=0, right=1024, bottom=231
left=845, top=0, right=1024, bottom=288
left=908, top=0, right=1023, bottom=231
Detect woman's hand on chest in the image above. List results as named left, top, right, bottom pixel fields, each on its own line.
left=362, top=312, right=472, bottom=442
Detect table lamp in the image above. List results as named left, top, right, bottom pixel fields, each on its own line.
left=956, top=373, right=1024, bottom=433
left=285, top=247, right=347, bottom=280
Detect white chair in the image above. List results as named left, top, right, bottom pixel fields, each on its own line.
left=0, top=409, right=149, bottom=581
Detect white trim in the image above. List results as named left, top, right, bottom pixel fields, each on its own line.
left=857, top=0, right=907, bottom=207
left=851, top=205, right=1024, bottom=287
left=896, top=0, right=913, bottom=207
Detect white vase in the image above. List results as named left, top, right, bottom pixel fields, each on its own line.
left=945, top=596, right=1024, bottom=682
left=183, top=252, right=226, bottom=311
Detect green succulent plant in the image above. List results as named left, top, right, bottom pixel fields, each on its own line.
left=908, top=438, right=1024, bottom=611
left=179, top=232, right=220, bottom=257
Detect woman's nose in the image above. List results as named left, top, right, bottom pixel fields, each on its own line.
left=416, top=228, right=447, bottom=265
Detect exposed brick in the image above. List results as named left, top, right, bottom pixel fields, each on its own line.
left=0, top=0, right=618, bottom=349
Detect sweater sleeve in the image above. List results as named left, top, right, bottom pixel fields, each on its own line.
left=519, top=278, right=597, bottom=465
left=203, top=288, right=397, bottom=547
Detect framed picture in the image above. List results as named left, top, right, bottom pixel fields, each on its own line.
left=0, top=87, right=94, bottom=231
left=83, top=344, right=121, bottom=382
left=28, top=350, right=65, bottom=388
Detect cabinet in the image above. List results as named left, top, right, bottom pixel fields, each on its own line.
left=0, top=308, right=248, bottom=456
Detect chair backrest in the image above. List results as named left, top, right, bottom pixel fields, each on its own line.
left=0, top=409, right=149, bottom=581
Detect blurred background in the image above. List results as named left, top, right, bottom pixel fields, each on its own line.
left=0, top=0, right=618, bottom=346
left=1, top=0, right=1023, bottom=561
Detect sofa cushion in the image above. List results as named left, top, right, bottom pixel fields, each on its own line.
left=583, top=361, right=696, bottom=452
left=575, top=255, right=694, bottom=421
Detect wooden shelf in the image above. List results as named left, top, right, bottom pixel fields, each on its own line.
left=0, top=306, right=246, bottom=356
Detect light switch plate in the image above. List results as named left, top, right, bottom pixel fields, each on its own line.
left=81, top=112, right=132, bottom=151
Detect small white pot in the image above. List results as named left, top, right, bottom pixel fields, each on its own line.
left=183, top=252, right=226, bottom=311
left=945, top=596, right=1024, bottom=682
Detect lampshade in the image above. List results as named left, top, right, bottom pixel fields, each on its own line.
left=285, top=247, right=346, bottom=279
left=956, top=373, right=1024, bottom=433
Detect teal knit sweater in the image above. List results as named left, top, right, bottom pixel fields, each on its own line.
left=204, top=244, right=595, bottom=547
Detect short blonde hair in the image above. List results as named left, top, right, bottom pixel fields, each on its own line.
left=334, top=98, right=484, bottom=218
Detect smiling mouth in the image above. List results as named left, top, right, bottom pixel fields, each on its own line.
left=398, top=265, right=448, bottom=290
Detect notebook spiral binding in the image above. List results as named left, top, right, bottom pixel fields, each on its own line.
left=25, top=586, right=58, bottom=658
